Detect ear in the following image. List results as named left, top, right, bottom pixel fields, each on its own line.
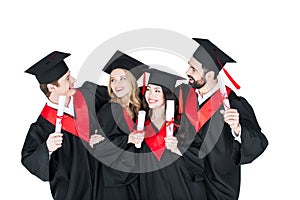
left=205, top=71, right=215, bottom=80
left=47, top=83, right=57, bottom=92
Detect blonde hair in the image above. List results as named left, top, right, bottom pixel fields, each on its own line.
left=108, top=68, right=141, bottom=118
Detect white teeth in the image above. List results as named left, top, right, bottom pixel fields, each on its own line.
left=115, top=87, right=123, bottom=92
left=148, top=100, right=157, bottom=103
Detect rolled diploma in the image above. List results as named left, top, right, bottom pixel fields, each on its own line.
left=135, top=110, right=146, bottom=148
left=218, top=76, right=230, bottom=110
left=166, top=100, right=174, bottom=137
left=55, top=95, right=66, bottom=133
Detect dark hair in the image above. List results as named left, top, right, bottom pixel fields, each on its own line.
left=39, top=80, right=59, bottom=98
left=142, top=85, right=179, bottom=121
left=202, top=64, right=218, bottom=79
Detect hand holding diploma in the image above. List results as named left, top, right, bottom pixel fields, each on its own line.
left=165, top=100, right=182, bottom=156
left=46, top=95, right=65, bottom=152
left=128, top=110, right=145, bottom=148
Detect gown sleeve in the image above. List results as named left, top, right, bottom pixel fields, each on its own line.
left=230, top=92, right=268, bottom=165
left=21, top=122, right=50, bottom=181
left=94, top=103, right=138, bottom=186
left=176, top=113, right=205, bottom=182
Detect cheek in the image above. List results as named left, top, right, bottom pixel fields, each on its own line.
left=159, top=95, right=165, bottom=105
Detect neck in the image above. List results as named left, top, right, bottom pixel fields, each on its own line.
left=150, top=105, right=166, bottom=130
left=199, top=79, right=218, bottom=97
left=119, top=95, right=130, bottom=107
left=49, top=95, right=71, bottom=107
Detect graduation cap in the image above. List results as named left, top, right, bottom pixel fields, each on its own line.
left=25, top=51, right=70, bottom=84
left=192, top=38, right=240, bottom=89
left=145, top=68, right=185, bottom=93
left=103, top=50, right=149, bottom=80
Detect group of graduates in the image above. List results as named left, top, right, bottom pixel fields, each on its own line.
left=21, top=38, right=268, bottom=200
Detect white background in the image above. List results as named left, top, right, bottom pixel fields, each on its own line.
left=1, top=0, right=299, bottom=199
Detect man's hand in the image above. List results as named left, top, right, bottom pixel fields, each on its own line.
left=221, top=109, right=241, bottom=136
left=89, top=131, right=105, bottom=148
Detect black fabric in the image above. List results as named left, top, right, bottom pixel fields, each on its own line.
left=25, top=51, right=70, bottom=84
left=192, top=38, right=235, bottom=71
left=103, top=50, right=149, bottom=80
left=21, top=116, right=93, bottom=200
left=145, top=68, right=185, bottom=93
left=21, top=81, right=110, bottom=200
left=198, top=89, right=268, bottom=200
left=139, top=113, right=207, bottom=200
left=94, top=102, right=140, bottom=200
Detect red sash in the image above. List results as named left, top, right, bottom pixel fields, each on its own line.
left=144, top=122, right=167, bottom=161
left=73, top=90, right=90, bottom=142
left=185, top=87, right=231, bottom=132
left=143, top=120, right=178, bottom=161
left=122, top=108, right=135, bottom=132
left=40, top=90, right=90, bottom=142
left=40, top=104, right=80, bottom=138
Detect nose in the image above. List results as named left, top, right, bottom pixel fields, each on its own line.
left=186, top=67, right=192, bottom=76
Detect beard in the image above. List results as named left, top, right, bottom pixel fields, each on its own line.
left=187, top=75, right=206, bottom=89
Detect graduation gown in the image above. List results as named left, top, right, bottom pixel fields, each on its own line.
left=196, top=88, right=268, bottom=200
left=94, top=102, right=140, bottom=200
left=21, top=81, right=109, bottom=200
left=138, top=113, right=207, bottom=200
left=76, top=81, right=110, bottom=200
left=21, top=106, right=94, bottom=200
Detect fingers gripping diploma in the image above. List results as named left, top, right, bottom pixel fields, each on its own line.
left=220, top=109, right=241, bottom=136
left=165, top=136, right=182, bottom=156
left=128, top=130, right=145, bottom=145
left=46, top=132, right=63, bottom=152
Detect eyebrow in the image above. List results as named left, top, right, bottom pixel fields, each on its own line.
left=147, top=85, right=161, bottom=90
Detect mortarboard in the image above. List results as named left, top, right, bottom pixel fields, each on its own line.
left=145, top=68, right=185, bottom=93
left=25, top=51, right=70, bottom=84
left=192, top=38, right=235, bottom=71
left=192, top=38, right=240, bottom=89
left=103, top=50, right=149, bottom=80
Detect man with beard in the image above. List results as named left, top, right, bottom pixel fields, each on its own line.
left=185, top=38, right=268, bottom=200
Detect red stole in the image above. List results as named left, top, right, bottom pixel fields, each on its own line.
left=122, top=109, right=135, bottom=132
left=185, top=86, right=232, bottom=132
left=73, top=90, right=90, bottom=142
left=40, top=90, right=90, bottom=142
left=144, top=121, right=177, bottom=161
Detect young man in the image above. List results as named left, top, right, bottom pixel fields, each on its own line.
left=21, top=51, right=108, bottom=200
left=186, top=39, right=268, bottom=200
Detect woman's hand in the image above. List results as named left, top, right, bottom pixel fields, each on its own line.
left=165, top=136, right=182, bottom=156
left=128, top=130, right=144, bottom=146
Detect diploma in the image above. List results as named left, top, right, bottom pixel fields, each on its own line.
left=218, top=76, right=230, bottom=110
left=166, top=100, right=175, bottom=137
left=55, top=95, right=66, bottom=133
left=135, top=110, right=146, bottom=148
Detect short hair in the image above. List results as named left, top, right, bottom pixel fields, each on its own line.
left=39, top=80, right=59, bottom=98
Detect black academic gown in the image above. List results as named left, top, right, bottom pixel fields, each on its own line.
left=21, top=81, right=109, bottom=200
left=139, top=113, right=207, bottom=200
left=77, top=81, right=110, bottom=200
left=197, top=89, right=268, bottom=200
left=94, top=102, right=140, bottom=200
left=21, top=109, right=93, bottom=200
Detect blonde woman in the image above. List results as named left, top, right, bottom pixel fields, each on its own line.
left=93, top=51, right=147, bottom=200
